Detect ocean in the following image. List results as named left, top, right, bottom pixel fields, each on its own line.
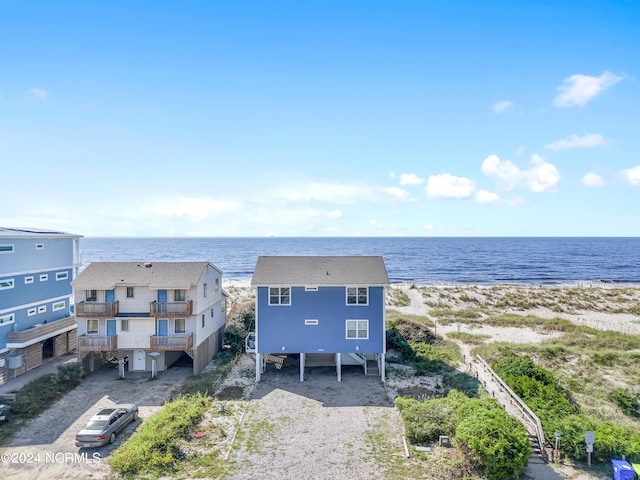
left=79, top=237, right=640, bottom=286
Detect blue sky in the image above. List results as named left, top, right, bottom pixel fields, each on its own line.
left=1, top=1, right=639, bottom=237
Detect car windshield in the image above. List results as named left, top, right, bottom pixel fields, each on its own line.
left=84, top=420, right=108, bottom=430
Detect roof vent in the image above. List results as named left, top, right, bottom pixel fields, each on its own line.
left=144, top=262, right=152, bottom=268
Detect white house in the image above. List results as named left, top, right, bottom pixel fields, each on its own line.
left=72, top=261, right=226, bottom=375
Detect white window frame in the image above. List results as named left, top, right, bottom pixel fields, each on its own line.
left=87, top=319, right=99, bottom=335
left=203, top=283, right=208, bottom=297
left=28, top=308, right=37, bottom=316
left=175, top=318, right=186, bottom=334
left=40, top=274, right=48, bottom=282
left=305, top=286, right=318, bottom=292
left=0, top=313, right=15, bottom=326
left=121, top=319, right=129, bottom=332
left=174, top=289, right=185, bottom=301
left=215, top=277, right=220, bottom=291
left=346, top=319, right=369, bottom=340
left=126, top=286, right=134, bottom=298
left=346, top=287, right=369, bottom=306
left=0, top=244, right=14, bottom=254
left=305, top=319, right=319, bottom=326
left=38, top=305, right=47, bottom=314
left=25, top=276, right=34, bottom=284
left=56, top=271, right=69, bottom=281
left=269, top=287, right=291, bottom=306
left=0, top=279, right=15, bottom=290
left=53, top=301, right=65, bottom=312
left=86, top=290, right=97, bottom=302
left=35, top=243, right=45, bottom=250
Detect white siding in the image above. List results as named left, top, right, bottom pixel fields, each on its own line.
left=116, top=318, right=154, bottom=349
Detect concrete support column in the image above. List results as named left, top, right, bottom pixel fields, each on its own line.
left=88, top=353, right=95, bottom=372
left=118, top=358, right=125, bottom=379
left=336, top=353, right=342, bottom=382
left=380, top=353, right=386, bottom=382
left=299, top=353, right=305, bottom=382
left=256, top=353, right=262, bottom=382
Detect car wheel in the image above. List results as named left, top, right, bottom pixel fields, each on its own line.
left=109, top=432, right=116, bottom=444
left=133, top=410, right=138, bottom=421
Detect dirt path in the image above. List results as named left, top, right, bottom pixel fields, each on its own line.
left=227, top=359, right=406, bottom=480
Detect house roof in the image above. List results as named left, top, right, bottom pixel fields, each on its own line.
left=71, top=261, right=220, bottom=290
left=251, top=256, right=389, bottom=286
left=0, top=227, right=82, bottom=238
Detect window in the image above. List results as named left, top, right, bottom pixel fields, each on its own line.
left=87, top=319, right=99, bottom=334
left=346, top=320, right=369, bottom=339
left=56, top=271, right=69, bottom=281
left=38, top=305, right=47, bottom=314
left=305, top=319, right=319, bottom=326
left=0, top=279, right=15, bottom=290
left=121, top=319, right=129, bottom=332
left=0, top=314, right=15, bottom=326
left=28, top=308, right=37, bottom=316
left=126, top=287, right=134, bottom=298
left=269, top=287, right=291, bottom=305
left=175, top=318, right=185, bottom=333
left=40, top=274, right=48, bottom=282
left=201, top=314, right=205, bottom=328
left=215, top=278, right=220, bottom=291
left=25, top=276, right=34, bottom=284
left=86, top=290, right=97, bottom=302
left=0, top=244, right=14, bottom=253
left=347, top=287, right=368, bottom=305
left=174, top=289, right=185, bottom=301
left=35, top=243, right=44, bottom=250
left=210, top=308, right=214, bottom=318
left=53, top=301, right=65, bottom=312
left=203, top=283, right=208, bottom=297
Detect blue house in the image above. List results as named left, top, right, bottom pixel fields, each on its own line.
left=251, top=256, right=389, bottom=382
left=0, top=227, right=82, bottom=385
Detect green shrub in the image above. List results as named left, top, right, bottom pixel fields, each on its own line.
left=395, top=396, right=456, bottom=443
left=10, top=365, right=82, bottom=417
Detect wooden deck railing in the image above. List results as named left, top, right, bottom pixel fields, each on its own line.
left=150, top=333, right=193, bottom=351
left=6, top=316, right=76, bottom=345
left=77, top=335, right=117, bottom=352
left=76, top=301, right=119, bottom=317
left=150, top=300, right=193, bottom=317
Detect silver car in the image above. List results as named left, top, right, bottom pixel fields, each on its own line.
left=75, top=403, right=139, bottom=448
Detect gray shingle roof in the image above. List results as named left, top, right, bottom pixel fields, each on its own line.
left=0, top=227, right=82, bottom=238
left=250, top=256, right=389, bottom=286
left=71, top=262, right=219, bottom=290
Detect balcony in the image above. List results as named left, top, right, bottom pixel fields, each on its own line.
left=6, top=316, right=77, bottom=348
left=76, top=301, right=119, bottom=317
left=77, top=335, right=117, bottom=352
left=150, top=300, right=193, bottom=318
left=150, top=333, right=193, bottom=351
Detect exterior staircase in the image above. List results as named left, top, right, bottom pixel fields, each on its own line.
left=365, top=357, right=379, bottom=376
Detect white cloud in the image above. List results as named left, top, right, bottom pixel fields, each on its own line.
left=620, top=166, right=640, bottom=186
left=482, top=154, right=560, bottom=193
left=29, top=88, right=49, bottom=99
left=399, top=173, right=424, bottom=185
left=481, top=154, right=521, bottom=191
left=492, top=100, right=514, bottom=113
left=279, top=181, right=378, bottom=204
left=327, top=209, right=343, bottom=218
left=426, top=173, right=475, bottom=199
left=582, top=172, right=604, bottom=187
left=553, top=71, right=622, bottom=108
left=154, top=196, right=240, bottom=222
left=385, top=186, right=415, bottom=201
left=423, top=224, right=434, bottom=231
left=475, top=190, right=501, bottom=205
left=546, top=133, right=607, bottom=150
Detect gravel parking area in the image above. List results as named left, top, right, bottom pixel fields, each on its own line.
left=2, top=364, right=191, bottom=480
left=227, top=355, right=406, bottom=480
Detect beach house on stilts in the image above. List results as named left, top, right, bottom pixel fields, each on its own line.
left=250, top=256, right=389, bottom=382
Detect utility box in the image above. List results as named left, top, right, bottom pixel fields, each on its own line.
left=612, top=459, right=635, bottom=480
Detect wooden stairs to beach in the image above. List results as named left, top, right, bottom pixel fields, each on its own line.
left=528, top=433, right=546, bottom=464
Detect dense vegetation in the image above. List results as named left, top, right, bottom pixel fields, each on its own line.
left=396, top=391, right=530, bottom=480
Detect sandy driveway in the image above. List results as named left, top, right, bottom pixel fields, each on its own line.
left=1, top=364, right=191, bottom=480
left=227, top=357, right=406, bottom=480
